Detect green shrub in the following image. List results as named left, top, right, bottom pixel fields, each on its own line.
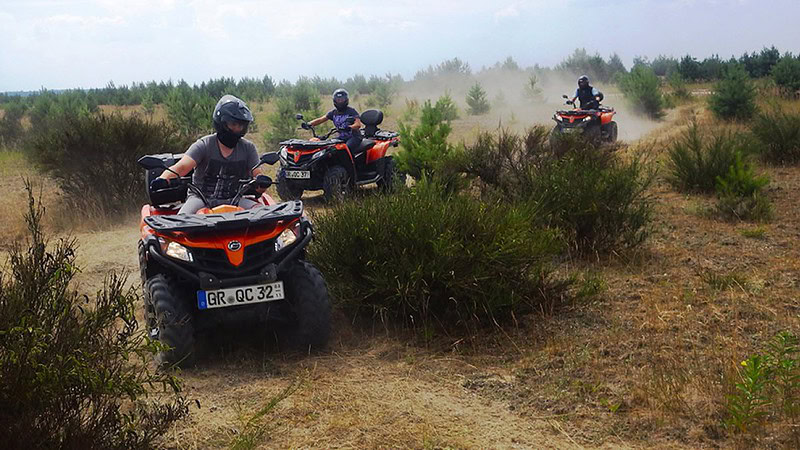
left=524, top=74, right=544, bottom=101
left=0, top=102, right=27, bottom=147
left=709, top=65, right=758, bottom=121
left=751, top=108, right=800, bottom=165
left=466, top=82, right=490, bottom=115
left=435, top=92, right=460, bottom=121
left=0, top=186, right=187, bottom=448
left=715, top=152, right=772, bottom=222
left=618, top=65, right=665, bottom=119
left=164, top=83, right=216, bottom=136
left=308, top=179, right=567, bottom=331
left=27, top=113, right=192, bottom=215
left=667, top=71, right=690, bottom=101
left=263, top=84, right=322, bottom=146
left=726, top=331, right=800, bottom=442
left=666, top=120, right=744, bottom=193
left=771, top=57, right=800, bottom=95
left=396, top=97, right=455, bottom=181
left=461, top=127, right=654, bottom=255
left=366, top=81, right=396, bottom=109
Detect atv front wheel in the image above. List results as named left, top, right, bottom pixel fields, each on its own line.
left=280, top=261, right=331, bottom=353
left=585, top=123, right=601, bottom=142
left=376, top=156, right=397, bottom=193
left=603, top=121, right=618, bottom=143
left=146, top=274, right=196, bottom=368
left=277, top=170, right=304, bottom=201
left=322, top=166, right=350, bottom=202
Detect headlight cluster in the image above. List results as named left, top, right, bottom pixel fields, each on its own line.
left=159, top=237, right=193, bottom=262
left=275, top=222, right=301, bottom=251
left=279, top=146, right=288, bottom=160
left=582, top=116, right=593, bottom=122
left=553, top=114, right=563, bottom=122
left=311, top=149, right=327, bottom=160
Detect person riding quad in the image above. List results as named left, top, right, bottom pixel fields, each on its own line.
left=307, top=88, right=363, bottom=154
left=570, top=75, right=604, bottom=110
left=149, top=94, right=267, bottom=214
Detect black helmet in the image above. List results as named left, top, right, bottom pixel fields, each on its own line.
left=333, top=88, right=349, bottom=111
left=213, top=94, right=253, bottom=148
left=577, top=75, right=590, bottom=88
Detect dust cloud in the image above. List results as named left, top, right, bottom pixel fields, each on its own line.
left=393, top=69, right=661, bottom=143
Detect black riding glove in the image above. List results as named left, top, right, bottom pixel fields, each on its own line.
left=150, top=177, right=172, bottom=191
left=255, top=175, right=272, bottom=188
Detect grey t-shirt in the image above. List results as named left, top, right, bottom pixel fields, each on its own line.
left=186, top=134, right=259, bottom=200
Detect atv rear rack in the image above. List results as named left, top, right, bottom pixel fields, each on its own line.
left=144, top=201, right=304, bottom=233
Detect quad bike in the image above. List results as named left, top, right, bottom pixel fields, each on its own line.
left=276, top=109, right=400, bottom=202
left=550, top=94, right=618, bottom=146
left=137, top=152, right=330, bottom=367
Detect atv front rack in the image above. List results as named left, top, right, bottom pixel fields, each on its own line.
left=280, top=138, right=341, bottom=149
left=144, top=201, right=303, bottom=233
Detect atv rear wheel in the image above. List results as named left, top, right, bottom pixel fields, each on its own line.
left=322, top=166, right=350, bottom=202
left=277, top=170, right=304, bottom=201
left=280, top=261, right=331, bottom=353
left=603, top=121, right=618, bottom=143
left=146, top=274, right=196, bottom=368
left=376, top=156, right=397, bottom=193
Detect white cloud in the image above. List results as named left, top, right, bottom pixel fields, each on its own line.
left=494, top=3, right=521, bottom=21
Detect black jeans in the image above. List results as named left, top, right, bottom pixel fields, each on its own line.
left=345, top=135, right=362, bottom=154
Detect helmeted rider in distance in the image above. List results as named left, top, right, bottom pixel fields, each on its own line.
left=149, top=94, right=267, bottom=215
left=307, top=88, right=363, bottom=154
left=570, top=75, right=604, bottom=110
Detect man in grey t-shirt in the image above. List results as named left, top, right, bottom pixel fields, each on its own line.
left=150, top=95, right=265, bottom=214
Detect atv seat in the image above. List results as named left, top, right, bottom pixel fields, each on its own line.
left=360, top=109, right=384, bottom=138
left=355, top=139, right=375, bottom=153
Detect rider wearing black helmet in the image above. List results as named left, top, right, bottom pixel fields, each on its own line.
left=571, top=75, right=604, bottom=110
left=150, top=94, right=265, bottom=214
left=308, top=88, right=363, bottom=155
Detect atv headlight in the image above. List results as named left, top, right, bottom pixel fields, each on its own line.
left=280, top=146, right=288, bottom=160
left=553, top=114, right=562, bottom=122
left=275, top=223, right=300, bottom=251
left=311, top=149, right=327, bottom=160
left=163, top=240, right=193, bottom=262
left=582, top=116, right=593, bottom=122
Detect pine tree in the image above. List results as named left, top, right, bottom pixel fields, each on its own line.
left=466, top=82, right=490, bottom=115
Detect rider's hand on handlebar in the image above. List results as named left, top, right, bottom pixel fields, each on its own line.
left=150, top=177, right=177, bottom=191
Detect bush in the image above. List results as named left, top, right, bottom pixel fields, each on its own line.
left=308, top=179, right=567, bottom=331
left=524, top=74, right=544, bottom=101
left=0, top=102, right=27, bottom=147
left=618, top=65, right=665, bottom=119
left=0, top=186, right=187, bottom=448
left=709, top=65, right=758, bottom=121
left=751, top=108, right=800, bottom=165
left=715, top=152, right=772, bottom=222
left=666, top=120, right=745, bottom=193
left=263, top=83, right=322, bottom=146
left=460, top=127, right=654, bottom=255
left=435, top=92, right=460, bottom=121
left=771, top=56, right=800, bottom=95
left=27, top=113, right=192, bottom=215
left=366, top=81, right=395, bottom=108
left=466, top=82, right=490, bottom=115
left=396, top=97, right=455, bottom=181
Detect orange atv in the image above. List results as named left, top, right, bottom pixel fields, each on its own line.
left=137, top=152, right=330, bottom=367
left=276, top=109, right=400, bottom=202
left=550, top=94, right=618, bottom=145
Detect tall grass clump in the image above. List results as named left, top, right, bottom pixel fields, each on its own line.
left=666, top=120, right=744, bottom=193
left=751, top=108, right=800, bottom=165
left=0, top=185, right=188, bottom=449
left=709, top=65, right=758, bottom=121
left=27, top=113, right=192, bottom=216
left=618, top=65, right=665, bottom=119
left=308, top=179, right=567, bottom=331
left=460, top=126, right=654, bottom=255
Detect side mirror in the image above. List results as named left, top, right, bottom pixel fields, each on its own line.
left=562, top=94, right=569, bottom=99
left=295, top=113, right=304, bottom=120
left=345, top=116, right=356, bottom=125
left=138, top=156, right=168, bottom=170
left=260, top=152, right=280, bottom=165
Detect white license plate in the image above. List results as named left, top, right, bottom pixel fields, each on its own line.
left=562, top=127, right=580, bottom=133
left=197, top=281, right=284, bottom=310
left=285, top=170, right=310, bottom=179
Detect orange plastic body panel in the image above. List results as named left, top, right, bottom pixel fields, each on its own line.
left=600, top=111, right=615, bottom=125
left=366, top=140, right=391, bottom=164
left=139, top=202, right=296, bottom=267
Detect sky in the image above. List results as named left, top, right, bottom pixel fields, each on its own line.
left=1, top=0, right=798, bottom=92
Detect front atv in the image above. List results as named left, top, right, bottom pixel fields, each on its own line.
left=137, top=152, right=331, bottom=367
left=277, top=109, right=400, bottom=202
left=550, top=95, right=618, bottom=147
